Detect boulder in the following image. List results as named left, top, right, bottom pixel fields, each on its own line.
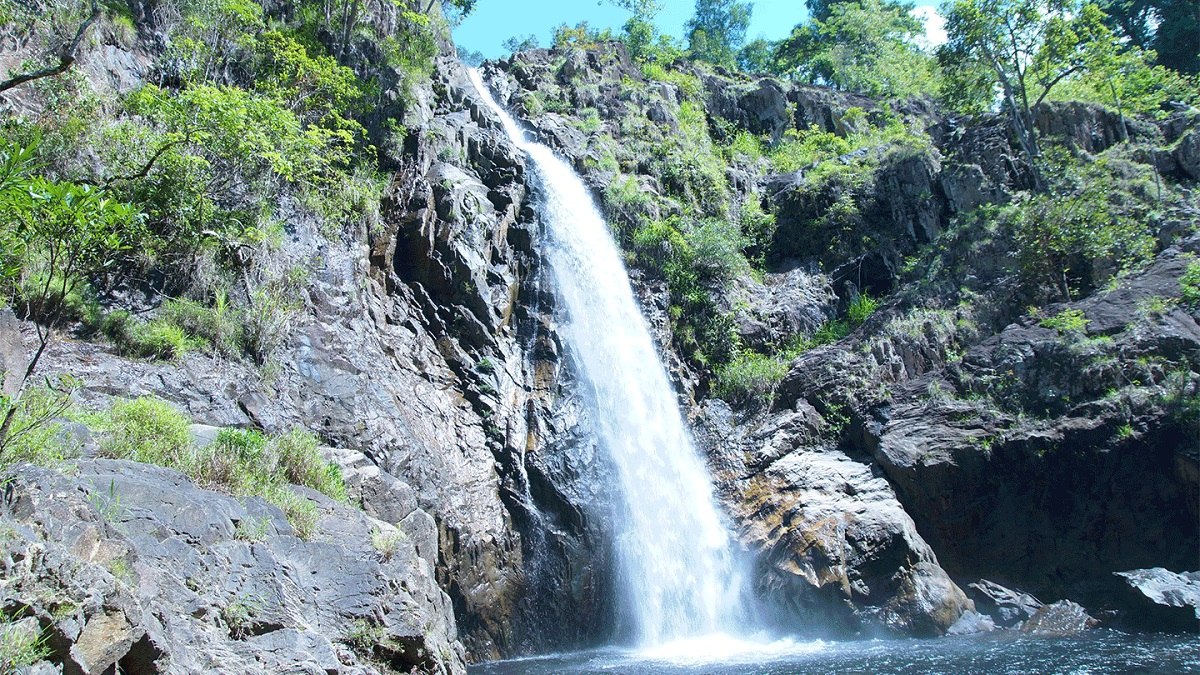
left=966, top=579, right=1043, bottom=629
left=1020, top=600, right=1098, bottom=634
left=1114, top=568, right=1200, bottom=632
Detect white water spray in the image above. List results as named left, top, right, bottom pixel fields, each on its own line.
left=468, top=69, right=750, bottom=647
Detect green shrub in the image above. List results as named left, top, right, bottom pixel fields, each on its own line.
left=1040, top=308, right=1090, bottom=334
left=769, top=125, right=852, bottom=173
left=781, top=319, right=851, bottom=356
left=686, top=219, right=750, bottom=282
left=134, top=319, right=202, bottom=360
left=101, top=311, right=203, bottom=361
left=0, top=384, right=82, bottom=468
left=724, top=130, right=763, bottom=161
left=160, top=293, right=244, bottom=357
left=1181, top=259, right=1200, bottom=305
left=272, top=428, right=346, bottom=503
left=713, top=351, right=790, bottom=405
left=96, top=398, right=342, bottom=537
left=370, top=527, right=407, bottom=561
left=100, top=397, right=193, bottom=466
left=847, top=293, right=878, bottom=326
left=641, top=62, right=703, bottom=99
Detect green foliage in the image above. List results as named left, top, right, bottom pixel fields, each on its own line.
left=685, top=0, right=752, bottom=68
left=787, top=319, right=852, bottom=353
left=160, top=293, right=244, bottom=357
left=614, top=0, right=665, bottom=60
left=653, top=99, right=729, bottom=215
left=604, top=173, right=651, bottom=231
left=713, top=351, right=789, bottom=405
left=100, top=396, right=193, bottom=466
left=937, top=0, right=1142, bottom=188
left=271, top=428, right=346, bottom=503
left=769, top=125, right=853, bottom=173
left=1047, top=42, right=1200, bottom=116
left=1040, top=308, right=1090, bottom=334
left=380, top=11, right=439, bottom=100
left=738, top=195, right=776, bottom=267
left=502, top=34, right=539, bottom=53
left=0, top=615, right=49, bottom=673
left=641, top=62, right=704, bottom=99
left=0, top=142, right=141, bottom=325
left=766, top=113, right=930, bottom=204
left=774, top=0, right=941, bottom=98
left=631, top=217, right=740, bottom=365
left=100, top=310, right=206, bottom=361
left=0, top=382, right=82, bottom=468
left=553, top=21, right=614, bottom=50
left=1179, top=258, right=1200, bottom=305
left=687, top=219, right=751, bottom=281
left=847, top=292, right=879, bottom=325
left=723, top=130, right=764, bottom=162
left=370, top=527, right=407, bottom=561
left=736, top=38, right=776, bottom=74
left=96, top=396, right=342, bottom=537
left=1002, top=152, right=1157, bottom=299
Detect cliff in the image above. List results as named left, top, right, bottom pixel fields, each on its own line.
left=0, top=7, right=1197, bottom=674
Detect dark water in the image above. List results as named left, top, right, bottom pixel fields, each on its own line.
left=471, top=631, right=1200, bottom=674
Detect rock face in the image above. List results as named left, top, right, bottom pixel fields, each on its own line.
left=0, top=461, right=464, bottom=674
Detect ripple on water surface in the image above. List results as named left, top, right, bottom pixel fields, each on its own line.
left=470, top=631, right=1200, bottom=675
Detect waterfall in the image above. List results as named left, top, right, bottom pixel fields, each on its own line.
left=467, top=69, right=749, bottom=647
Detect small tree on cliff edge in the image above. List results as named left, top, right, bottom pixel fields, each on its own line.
left=0, top=142, right=141, bottom=453
left=938, top=0, right=1113, bottom=192
left=686, top=0, right=752, bottom=69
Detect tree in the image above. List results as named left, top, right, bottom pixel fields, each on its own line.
left=502, top=34, right=539, bottom=54
left=685, top=0, right=752, bottom=69
left=938, top=0, right=1113, bottom=191
left=773, top=0, right=939, bottom=98
left=609, top=0, right=664, bottom=60
left=737, top=38, right=776, bottom=74
left=0, top=141, right=142, bottom=452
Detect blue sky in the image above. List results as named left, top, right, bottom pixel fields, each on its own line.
left=453, top=0, right=945, bottom=60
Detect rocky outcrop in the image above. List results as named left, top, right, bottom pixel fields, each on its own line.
left=1020, top=601, right=1099, bottom=634
left=696, top=401, right=971, bottom=637
left=1115, top=568, right=1200, bottom=631
left=1, top=460, right=464, bottom=674
left=965, top=580, right=1044, bottom=629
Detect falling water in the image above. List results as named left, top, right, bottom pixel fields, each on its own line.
left=468, top=69, right=749, bottom=647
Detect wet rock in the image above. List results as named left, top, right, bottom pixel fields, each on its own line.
left=966, top=579, right=1044, bottom=629
left=1020, top=600, right=1098, bottom=634
left=1114, top=568, right=1200, bottom=632
left=696, top=401, right=970, bottom=637
left=946, top=610, right=997, bottom=635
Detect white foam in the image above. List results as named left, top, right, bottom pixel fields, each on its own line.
left=635, top=633, right=828, bottom=665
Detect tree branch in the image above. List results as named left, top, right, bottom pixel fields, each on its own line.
left=102, top=134, right=191, bottom=186
left=0, top=0, right=101, bottom=94
left=1032, top=64, right=1082, bottom=109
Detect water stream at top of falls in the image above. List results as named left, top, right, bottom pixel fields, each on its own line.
left=467, top=68, right=751, bottom=648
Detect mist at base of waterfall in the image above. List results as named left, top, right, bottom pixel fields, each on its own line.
left=470, top=631, right=1200, bottom=674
